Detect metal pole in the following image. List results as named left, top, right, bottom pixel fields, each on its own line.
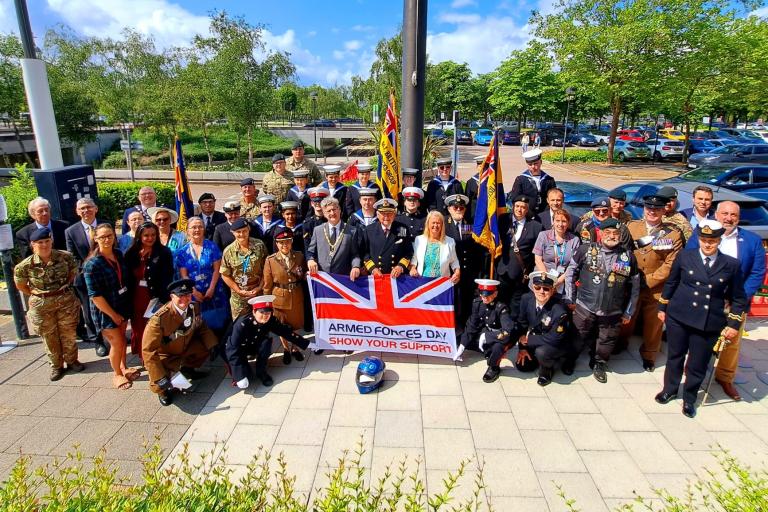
left=452, top=109, right=459, bottom=176
left=126, top=127, right=135, bottom=182
left=1, top=250, right=29, bottom=339
left=311, top=95, right=318, bottom=161
left=561, top=99, right=571, bottom=164
left=14, top=0, right=35, bottom=58
left=401, top=0, right=428, bottom=186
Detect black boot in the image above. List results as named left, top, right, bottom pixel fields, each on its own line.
left=482, top=366, right=501, bottom=383
left=593, top=362, right=607, bottom=383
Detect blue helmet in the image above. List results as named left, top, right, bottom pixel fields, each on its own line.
left=356, top=356, right=386, bottom=394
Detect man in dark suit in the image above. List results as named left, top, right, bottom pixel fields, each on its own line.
left=497, top=195, right=543, bottom=317
left=15, top=197, right=69, bottom=259
left=656, top=219, right=747, bottom=418
left=307, top=197, right=361, bottom=278
left=685, top=201, right=765, bottom=401
left=360, top=198, right=413, bottom=277
left=198, top=192, right=226, bottom=241
left=64, top=197, right=110, bottom=356
left=214, top=200, right=260, bottom=251
left=120, top=186, right=158, bottom=234
left=537, top=188, right=578, bottom=232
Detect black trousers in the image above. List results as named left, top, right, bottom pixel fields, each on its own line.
left=662, top=315, right=719, bottom=405
left=572, top=305, right=622, bottom=364
left=73, top=280, right=101, bottom=344
left=484, top=339, right=515, bottom=369
left=528, top=341, right=569, bottom=370
left=498, top=275, right=526, bottom=318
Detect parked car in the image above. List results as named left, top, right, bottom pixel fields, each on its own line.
left=590, top=130, right=611, bottom=145
left=688, top=139, right=719, bottom=154
left=506, top=181, right=607, bottom=218
left=696, top=130, right=755, bottom=145
left=670, top=164, right=768, bottom=202
left=614, top=180, right=768, bottom=240
left=551, top=134, right=571, bottom=147
left=501, top=130, right=521, bottom=145
left=424, top=120, right=455, bottom=131
left=687, top=144, right=768, bottom=169
left=456, top=129, right=473, bottom=145
left=334, top=117, right=363, bottom=124
left=429, top=128, right=449, bottom=142
left=753, top=129, right=768, bottom=142
left=598, top=140, right=651, bottom=162
left=567, top=132, right=599, bottom=147
left=657, top=129, right=686, bottom=141
left=305, top=119, right=336, bottom=127
left=719, top=128, right=767, bottom=144
left=645, top=138, right=685, bottom=161
left=474, top=129, right=494, bottom=145
left=617, top=129, right=645, bottom=142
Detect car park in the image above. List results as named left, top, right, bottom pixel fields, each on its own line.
left=687, top=144, right=768, bottom=169
left=670, top=164, right=768, bottom=202
left=429, top=128, right=449, bottom=142
left=567, top=132, right=599, bottom=147
left=695, top=130, right=755, bottom=145
left=719, top=128, right=767, bottom=144
left=645, top=138, right=685, bottom=161
left=501, top=130, right=521, bottom=145
left=657, top=129, right=686, bottom=141
left=456, top=129, right=473, bottom=145
left=617, top=129, right=645, bottom=142
left=614, top=180, right=768, bottom=240
left=598, top=140, right=651, bottom=161
left=687, top=139, right=718, bottom=154
left=474, top=129, right=494, bottom=145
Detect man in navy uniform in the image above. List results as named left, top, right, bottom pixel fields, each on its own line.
left=286, top=170, right=312, bottom=222
left=397, top=168, right=421, bottom=211
left=321, top=165, right=349, bottom=220
left=425, top=157, right=463, bottom=214
left=515, top=271, right=572, bottom=386
left=345, top=163, right=381, bottom=217
left=454, top=279, right=515, bottom=383
left=508, top=149, right=556, bottom=214
left=397, top=187, right=427, bottom=241
left=360, top=198, right=413, bottom=277
left=656, top=220, right=747, bottom=418
left=348, top=188, right=379, bottom=228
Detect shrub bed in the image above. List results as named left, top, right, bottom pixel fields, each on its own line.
left=541, top=149, right=607, bottom=163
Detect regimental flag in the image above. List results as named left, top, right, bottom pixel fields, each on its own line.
left=341, top=159, right=359, bottom=183
left=472, top=130, right=503, bottom=263
left=172, top=137, right=194, bottom=232
left=376, top=90, right=401, bottom=199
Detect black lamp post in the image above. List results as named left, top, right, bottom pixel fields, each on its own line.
left=561, top=87, right=576, bottom=163
left=310, top=91, right=318, bottom=161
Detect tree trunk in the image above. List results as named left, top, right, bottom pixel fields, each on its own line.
left=236, top=131, right=242, bottom=166
left=247, top=125, right=254, bottom=170
left=11, top=120, right=35, bottom=167
left=607, top=96, right=622, bottom=165
left=202, top=122, right=213, bottom=169
left=169, top=136, right=174, bottom=170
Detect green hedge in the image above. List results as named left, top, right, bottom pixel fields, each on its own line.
left=541, top=149, right=607, bottom=163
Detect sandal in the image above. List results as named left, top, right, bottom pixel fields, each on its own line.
left=123, top=367, right=142, bottom=381
left=113, top=375, right=132, bottom=390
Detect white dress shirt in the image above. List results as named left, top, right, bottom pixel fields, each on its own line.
left=719, top=228, right=739, bottom=258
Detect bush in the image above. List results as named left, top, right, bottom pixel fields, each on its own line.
left=2, top=164, right=38, bottom=231
left=541, top=149, right=607, bottom=163
left=96, top=182, right=176, bottom=225
left=101, top=151, right=135, bottom=169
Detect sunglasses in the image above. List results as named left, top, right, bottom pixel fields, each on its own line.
left=155, top=217, right=170, bottom=223
left=438, top=165, right=451, bottom=170
left=533, top=285, right=553, bottom=291
left=593, top=208, right=609, bottom=214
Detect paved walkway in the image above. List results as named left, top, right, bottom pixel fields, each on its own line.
left=1, top=316, right=767, bottom=510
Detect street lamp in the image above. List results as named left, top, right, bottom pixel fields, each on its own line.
left=309, top=91, right=318, bottom=161
left=561, top=87, right=576, bottom=164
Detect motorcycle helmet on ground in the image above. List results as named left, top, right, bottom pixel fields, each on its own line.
left=356, top=356, right=386, bottom=393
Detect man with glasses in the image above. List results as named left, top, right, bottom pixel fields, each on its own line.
left=619, top=195, right=683, bottom=369
left=680, top=185, right=715, bottom=229
left=425, top=157, right=464, bottom=214
left=307, top=197, right=361, bottom=279
left=16, top=197, right=69, bottom=259
left=286, top=140, right=323, bottom=186
left=579, top=189, right=633, bottom=225
left=508, top=149, right=556, bottom=214
left=198, top=193, right=226, bottom=241
left=565, top=218, right=640, bottom=382
left=121, top=186, right=158, bottom=234
left=575, top=197, right=634, bottom=251
left=64, top=198, right=111, bottom=356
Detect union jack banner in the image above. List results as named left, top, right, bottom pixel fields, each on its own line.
left=308, top=272, right=457, bottom=358
left=376, top=90, right=401, bottom=199
left=173, top=137, right=194, bottom=232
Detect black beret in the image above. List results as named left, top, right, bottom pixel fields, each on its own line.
left=513, top=195, right=530, bottom=204
left=168, top=278, right=195, bottom=295
left=272, top=153, right=286, bottom=163
left=608, top=189, right=626, bottom=201
left=30, top=227, right=52, bottom=242
left=229, top=218, right=250, bottom=231
left=198, top=192, right=215, bottom=203
left=240, top=178, right=255, bottom=186
left=657, top=186, right=678, bottom=200
left=292, top=140, right=305, bottom=149
left=601, top=218, right=620, bottom=230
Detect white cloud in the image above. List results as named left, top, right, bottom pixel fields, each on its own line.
left=344, top=40, right=362, bottom=51
left=438, top=12, right=483, bottom=24
left=332, top=50, right=345, bottom=60
left=751, top=7, right=768, bottom=18
left=427, top=15, right=531, bottom=74
left=352, top=24, right=374, bottom=32
left=451, top=0, right=478, bottom=8
left=0, top=0, right=18, bottom=34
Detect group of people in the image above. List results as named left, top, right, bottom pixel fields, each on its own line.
left=12, top=142, right=765, bottom=418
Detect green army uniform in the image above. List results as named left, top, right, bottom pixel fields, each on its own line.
left=664, top=211, right=693, bottom=242
left=261, top=170, right=295, bottom=204
left=220, top=237, right=269, bottom=318
left=14, top=250, right=81, bottom=369
left=240, top=198, right=260, bottom=221
left=286, top=156, right=323, bottom=187
left=580, top=209, right=633, bottom=225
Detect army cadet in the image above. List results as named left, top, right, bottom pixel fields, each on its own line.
left=348, top=188, right=379, bottom=228
left=396, top=187, right=427, bottom=242
left=302, top=187, right=330, bottom=253
left=286, top=139, right=323, bottom=186
left=657, top=186, right=693, bottom=242
left=253, top=194, right=280, bottom=249
left=618, top=195, right=683, bottom=369
left=360, top=198, right=413, bottom=277
left=579, top=188, right=633, bottom=225
left=565, top=218, right=640, bottom=382
left=286, top=169, right=311, bottom=221
left=515, top=271, right=571, bottom=386
left=425, top=157, right=464, bottom=214
left=14, top=227, right=83, bottom=381
left=446, top=194, right=485, bottom=327
left=397, top=168, right=421, bottom=210
left=455, top=279, right=515, bottom=383
left=261, top=153, right=295, bottom=204
left=225, top=295, right=310, bottom=389
left=142, top=279, right=219, bottom=406
left=321, top=165, right=349, bottom=219
left=464, top=155, right=485, bottom=222
left=239, top=178, right=261, bottom=221
left=656, top=220, right=746, bottom=418
left=508, top=149, right=556, bottom=214
left=219, top=218, right=269, bottom=319
left=345, top=163, right=382, bottom=218
left=575, top=196, right=634, bottom=252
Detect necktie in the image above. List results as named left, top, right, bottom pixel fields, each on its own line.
left=205, top=216, right=210, bottom=228
left=536, top=306, right=542, bottom=315
left=705, top=256, right=711, bottom=268
left=384, top=228, right=390, bottom=238
left=88, top=225, right=95, bottom=242
left=329, top=226, right=337, bottom=244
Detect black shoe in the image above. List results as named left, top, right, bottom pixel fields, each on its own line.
left=561, top=360, right=575, bottom=376
left=95, top=342, right=109, bottom=357
left=158, top=392, right=173, bottom=407
left=180, top=367, right=209, bottom=380
left=291, top=350, right=304, bottom=362
left=642, top=359, right=655, bottom=372
left=50, top=367, right=65, bottom=381
left=655, top=391, right=677, bottom=404
left=588, top=358, right=596, bottom=370
left=259, top=373, right=274, bottom=387
left=283, top=350, right=292, bottom=365
left=593, top=362, right=607, bottom=383
left=682, top=402, right=696, bottom=418
left=68, top=361, right=85, bottom=373
left=313, top=349, right=325, bottom=355
left=482, top=366, right=501, bottom=383
left=537, top=369, right=553, bottom=386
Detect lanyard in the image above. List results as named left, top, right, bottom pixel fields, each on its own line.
left=242, top=253, right=251, bottom=274
left=105, top=256, right=123, bottom=288
left=554, top=240, right=566, bottom=266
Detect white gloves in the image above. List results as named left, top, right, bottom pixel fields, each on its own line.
left=452, top=344, right=465, bottom=362
left=478, top=333, right=487, bottom=351
left=236, top=377, right=249, bottom=389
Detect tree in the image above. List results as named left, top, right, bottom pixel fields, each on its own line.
left=425, top=61, right=477, bottom=122
left=0, top=33, right=33, bottom=166
left=351, top=33, right=403, bottom=120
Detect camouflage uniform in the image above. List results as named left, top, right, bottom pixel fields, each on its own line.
left=240, top=198, right=260, bottom=221
left=220, top=237, right=269, bottom=318
left=580, top=209, right=633, bottom=225
left=261, top=170, right=295, bottom=204
left=286, top=156, right=323, bottom=186
left=14, top=250, right=80, bottom=369
left=663, top=211, right=693, bottom=242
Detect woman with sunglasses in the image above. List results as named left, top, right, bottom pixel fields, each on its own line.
left=83, top=223, right=138, bottom=390
left=124, top=222, right=174, bottom=357
left=148, top=206, right=187, bottom=257
left=533, top=209, right=580, bottom=293
left=425, top=157, right=464, bottom=215
left=119, top=210, right=145, bottom=253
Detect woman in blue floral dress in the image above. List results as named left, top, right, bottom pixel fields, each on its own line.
left=175, top=217, right=230, bottom=332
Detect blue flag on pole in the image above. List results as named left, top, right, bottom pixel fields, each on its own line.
left=173, top=137, right=194, bottom=232
left=472, top=130, right=503, bottom=262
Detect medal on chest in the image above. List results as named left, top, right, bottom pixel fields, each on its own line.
left=607, top=273, right=616, bottom=288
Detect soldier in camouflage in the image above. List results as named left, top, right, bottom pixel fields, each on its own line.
left=286, top=140, right=323, bottom=186
left=261, top=153, right=295, bottom=204
left=239, top=177, right=261, bottom=221
left=14, top=227, right=84, bottom=381
left=219, top=218, right=269, bottom=319
left=657, top=186, right=693, bottom=242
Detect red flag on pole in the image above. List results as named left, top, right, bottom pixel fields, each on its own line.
left=341, top=159, right=359, bottom=182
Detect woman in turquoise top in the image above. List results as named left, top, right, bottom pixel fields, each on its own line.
left=409, top=211, right=461, bottom=282
left=148, top=207, right=187, bottom=256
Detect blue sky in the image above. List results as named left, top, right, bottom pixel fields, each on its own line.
left=0, top=0, right=544, bottom=85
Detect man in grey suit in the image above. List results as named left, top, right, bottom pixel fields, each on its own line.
left=307, top=197, right=361, bottom=280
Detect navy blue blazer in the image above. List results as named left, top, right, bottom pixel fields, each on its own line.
left=15, top=219, right=69, bottom=259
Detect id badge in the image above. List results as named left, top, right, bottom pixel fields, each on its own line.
left=139, top=279, right=148, bottom=287
left=238, top=275, right=249, bottom=287
left=118, top=286, right=128, bottom=295
left=195, top=274, right=206, bottom=282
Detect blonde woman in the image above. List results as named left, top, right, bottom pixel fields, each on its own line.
left=409, top=211, right=460, bottom=283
